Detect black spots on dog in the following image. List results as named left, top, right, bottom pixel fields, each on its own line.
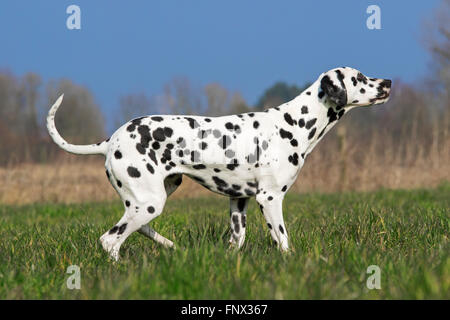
left=190, top=150, right=200, bottom=163
left=301, top=106, right=308, bottom=114
left=162, top=148, right=172, bottom=163
left=184, top=117, right=200, bottom=129
left=241, top=215, right=246, bottom=228
left=109, top=226, right=119, bottom=234
left=261, top=140, right=269, bottom=150
left=284, top=113, right=296, bottom=126
left=118, top=223, right=128, bottom=235
left=167, top=143, right=174, bottom=150
left=199, top=142, right=208, bottom=150
left=351, top=77, right=357, bottom=86
left=237, top=198, right=246, bottom=212
left=152, top=141, right=160, bottom=150
left=247, top=181, right=258, bottom=188
left=232, top=184, right=241, bottom=191
left=305, top=118, right=317, bottom=130
left=227, top=160, right=239, bottom=171
left=212, top=176, right=228, bottom=188
left=138, top=125, right=151, bottom=145
left=225, top=149, right=235, bottom=158
left=308, top=128, right=317, bottom=140
left=360, top=88, right=366, bottom=94
left=248, top=113, right=255, bottom=117
left=267, top=196, right=273, bottom=201
left=105, top=170, right=110, bottom=179
left=127, top=166, right=141, bottom=178
left=244, top=189, right=255, bottom=196
left=267, top=223, right=272, bottom=230
left=282, top=185, right=287, bottom=192
left=125, top=200, right=130, bottom=207
left=148, top=149, right=158, bottom=165
left=232, top=215, right=240, bottom=234
left=318, top=91, right=325, bottom=99
left=163, top=127, right=173, bottom=137
left=146, top=163, right=155, bottom=174
left=153, top=127, right=172, bottom=142
left=117, top=180, right=122, bottom=188
left=352, top=100, right=359, bottom=103
left=151, top=116, right=163, bottom=122
left=219, top=135, right=232, bottom=149
left=298, top=118, right=305, bottom=128
left=290, top=139, right=298, bottom=147
left=177, top=150, right=184, bottom=157
left=225, top=122, right=234, bottom=130
left=357, top=72, right=368, bottom=84
left=327, top=108, right=338, bottom=123
left=301, top=153, right=305, bottom=159
left=193, top=164, right=206, bottom=170
left=253, top=121, right=260, bottom=129
left=205, top=118, right=211, bottom=122
left=306, top=91, right=311, bottom=95
left=338, top=110, right=345, bottom=119
left=198, top=129, right=211, bottom=139
left=279, top=129, right=293, bottom=140
left=114, top=150, right=122, bottom=159
left=126, top=117, right=144, bottom=132
left=213, top=168, right=221, bottom=173
left=288, top=152, right=299, bottom=166
left=152, top=128, right=166, bottom=142
left=147, top=206, right=155, bottom=214
left=136, top=143, right=146, bottom=154
left=279, top=225, right=284, bottom=234
left=176, top=137, right=186, bottom=148
left=212, top=129, right=222, bottom=138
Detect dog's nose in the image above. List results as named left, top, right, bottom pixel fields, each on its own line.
left=383, top=79, right=392, bottom=88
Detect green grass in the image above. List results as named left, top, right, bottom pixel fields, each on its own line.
left=0, top=184, right=449, bottom=299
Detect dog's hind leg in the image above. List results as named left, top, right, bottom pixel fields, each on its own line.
left=100, top=180, right=168, bottom=261
left=137, top=174, right=182, bottom=248
left=229, top=198, right=249, bottom=249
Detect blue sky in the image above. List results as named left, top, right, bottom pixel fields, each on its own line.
left=0, top=0, right=440, bottom=128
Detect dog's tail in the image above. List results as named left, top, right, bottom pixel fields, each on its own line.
left=46, top=94, right=108, bottom=156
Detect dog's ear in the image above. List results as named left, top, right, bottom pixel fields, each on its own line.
left=320, top=72, right=347, bottom=108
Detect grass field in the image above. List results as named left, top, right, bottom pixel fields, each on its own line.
left=0, top=184, right=449, bottom=299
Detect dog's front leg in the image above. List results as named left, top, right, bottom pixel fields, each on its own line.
left=256, top=193, right=289, bottom=252
left=229, top=198, right=249, bottom=249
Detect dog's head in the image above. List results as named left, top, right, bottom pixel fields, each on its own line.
left=319, top=67, right=391, bottom=108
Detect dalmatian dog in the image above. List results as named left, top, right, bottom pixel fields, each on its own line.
left=47, top=67, right=391, bottom=260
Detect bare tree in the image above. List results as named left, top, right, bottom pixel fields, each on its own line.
left=162, top=77, right=204, bottom=115
left=115, top=93, right=155, bottom=128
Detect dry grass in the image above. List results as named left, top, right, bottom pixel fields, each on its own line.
left=1, top=129, right=449, bottom=205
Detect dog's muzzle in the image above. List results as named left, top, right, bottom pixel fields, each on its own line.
left=372, top=79, right=392, bottom=104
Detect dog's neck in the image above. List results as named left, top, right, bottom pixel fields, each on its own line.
left=274, top=80, right=348, bottom=156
